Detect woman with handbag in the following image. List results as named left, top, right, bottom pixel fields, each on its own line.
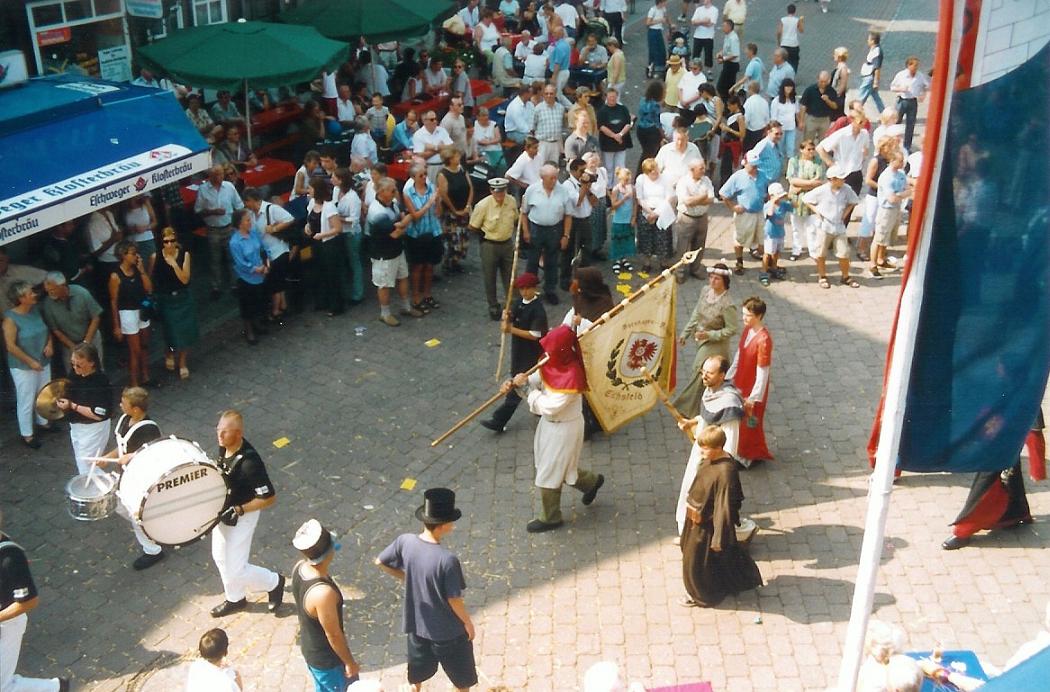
left=153, top=227, right=199, bottom=380
left=109, top=240, right=154, bottom=388
left=435, top=146, right=474, bottom=276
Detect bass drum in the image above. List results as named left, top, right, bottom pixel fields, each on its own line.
left=117, top=437, right=229, bottom=546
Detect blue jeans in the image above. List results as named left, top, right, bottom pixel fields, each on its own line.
left=647, top=28, right=666, bottom=71
left=307, top=664, right=357, bottom=692
left=857, top=75, right=885, bottom=112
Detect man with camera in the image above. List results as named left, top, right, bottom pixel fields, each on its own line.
left=560, top=158, right=598, bottom=290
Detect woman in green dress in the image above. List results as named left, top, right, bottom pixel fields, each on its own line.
left=673, top=264, right=738, bottom=417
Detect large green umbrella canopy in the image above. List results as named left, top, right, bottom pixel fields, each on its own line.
left=278, top=0, right=458, bottom=43
left=135, top=20, right=349, bottom=93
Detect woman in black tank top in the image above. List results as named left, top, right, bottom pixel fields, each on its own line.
left=108, top=240, right=154, bottom=387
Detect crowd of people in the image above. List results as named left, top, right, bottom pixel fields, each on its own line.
left=4, top=1, right=1039, bottom=692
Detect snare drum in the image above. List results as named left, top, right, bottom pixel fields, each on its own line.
left=117, top=437, right=229, bottom=546
left=66, top=471, right=117, bottom=521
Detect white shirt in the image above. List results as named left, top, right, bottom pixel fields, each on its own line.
left=194, top=180, right=244, bottom=228
left=601, top=0, right=627, bottom=11
left=523, top=53, right=548, bottom=82
left=890, top=68, right=931, bottom=100
left=646, top=5, right=667, bottom=28
left=504, top=96, right=531, bottom=136
left=335, top=188, right=363, bottom=233
left=351, top=132, right=378, bottom=163
left=769, top=99, right=799, bottom=131
left=678, top=70, right=708, bottom=110
left=655, top=141, right=703, bottom=181
left=412, top=125, right=453, bottom=164
left=478, top=21, right=501, bottom=52
left=905, top=150, right=923, bottom=180
left=779, top=15, right=800, bottom=47
left=743, top=93, right=770, bottom=130
left=506, top=151, right=542, bottom=187
left=86, top=210, right=120, bottom=262
left=691, top=4, right=719, bottom=40
left=253, top=201, right=293, bottom=259
left=676, top=174, right=714, bottom=215
left=321, top=71, right=337, bottom=98
left=563, top=175, right=592, bottom=218
left=336, top=98, right=356, bottom=123
left=458, top=5, right=480, bottom=30
left=803, top=183, right=860, bottom=234
left=500, top=0, right=520, bottom=14
left=817, top=126, right=872, bottom=173
left=515, top=40, right=536, bottom=62
left=522, top=181, right=572, bottom=225
left=555, top=3, right=579, bottom=29
left=311, top=199, right=342, bottom=242
left=185, top=659, right=240, bottom=692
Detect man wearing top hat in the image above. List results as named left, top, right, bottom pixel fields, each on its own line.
left=503, top=325, right=606, bottom=532
left=481, top=272, right=549, bottom=434
left=468, top=178, right=519, bottom=321
left=292, top=519, right=360, bottom=691
left=376, top=488, right=478, bottom=691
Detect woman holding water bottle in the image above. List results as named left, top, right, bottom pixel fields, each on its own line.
left=727, top=296, right=773, bottom=468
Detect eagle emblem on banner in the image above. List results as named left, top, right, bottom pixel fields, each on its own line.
left=608, top=332, right=665, bottom=387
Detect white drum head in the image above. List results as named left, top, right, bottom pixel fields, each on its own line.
left=137, top=462, right=228, bottom=546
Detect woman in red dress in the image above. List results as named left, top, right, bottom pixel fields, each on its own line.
left=729, top=296, right=773, bottom=467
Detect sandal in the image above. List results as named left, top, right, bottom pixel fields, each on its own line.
left=164, top=353, right=175, bottom=372
left=412, top=301, right=430, bottom=314
left=759, top=273, right=770, bottom=286
left=841, top=276, right=860, bottom=288
left=424, top=296, right=441, bottom=310
left=818, top=276, right=831, bottom=289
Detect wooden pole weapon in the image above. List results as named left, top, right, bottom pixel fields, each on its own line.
left=493, top=223, right=523, bottom=382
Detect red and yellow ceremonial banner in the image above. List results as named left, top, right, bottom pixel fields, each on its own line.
left=578, top=277, right=677, bottom=432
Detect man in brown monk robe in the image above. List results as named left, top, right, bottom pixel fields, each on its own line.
left=680, top=424, right=762, bottom=607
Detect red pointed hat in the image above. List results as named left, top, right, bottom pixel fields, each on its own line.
left=539, top=325, right=588, bottom=393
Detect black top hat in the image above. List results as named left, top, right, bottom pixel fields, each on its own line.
left=415, top=487, right=462, bottom=524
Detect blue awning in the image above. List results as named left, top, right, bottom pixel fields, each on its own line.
left=0, top=74, right=210, bottom=246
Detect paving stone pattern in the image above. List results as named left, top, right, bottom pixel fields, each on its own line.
left=3, top=2, right=1048, bottom=690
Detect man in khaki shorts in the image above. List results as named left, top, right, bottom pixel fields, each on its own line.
left=803, top=165, right=860, bottom=288
left=366, top=178, right=424, bottom=326
left=718, top=149, right=766, bottom=275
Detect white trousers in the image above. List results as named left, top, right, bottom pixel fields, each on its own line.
left=115, top=503, right=163, bottom=555
left=858, top=194, right=878, bottom=238
left=789, top=213, right=817, bottom=255
left=554, top=68, right=572, bottom=108
left=211, top=510, right=278, bottom=602
left=69, top=420, right=112, bottom=475
left=10, top=366, right=50, bottom=437
left=537, top=141, right=562, bottom=168
left=0, top=614, right=60, bottom=692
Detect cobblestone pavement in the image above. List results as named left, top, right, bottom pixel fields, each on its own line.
left=3, top=2, right=1049, bottom=691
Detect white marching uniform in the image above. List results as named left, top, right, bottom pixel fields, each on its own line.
left=212, top=442, right=279, bottom=602
left=69, top=419, right=112, bottom=475
left=113, top=415, right=163, bottom=556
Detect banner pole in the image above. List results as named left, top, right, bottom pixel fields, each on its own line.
left=494, top=224, right=523, bottom=382
left=641, top=368, right=696, bottom=445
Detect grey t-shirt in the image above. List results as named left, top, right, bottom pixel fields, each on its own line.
left=378, top=533, right=466, bottom=641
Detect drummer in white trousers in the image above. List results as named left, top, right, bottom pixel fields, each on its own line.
left=0, top=509, right=70, bottom=692
left=99, top=386, right=165, bottom=570
left=56, top=343, right=111, bottom=475
left=209, top=409, right=284, bottom=618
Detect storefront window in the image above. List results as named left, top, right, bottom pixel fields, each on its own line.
left=28, top=1, right=130, bottom=80
left=192, top=0, right=226, bottom=26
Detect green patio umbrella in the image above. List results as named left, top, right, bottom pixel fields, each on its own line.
left=136, top=19, right=349, bottom=145
left=278, top=0, right=458, bottom=43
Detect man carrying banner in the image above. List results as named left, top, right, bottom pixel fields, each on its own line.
left=502, top=325, right=605, bottom=533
